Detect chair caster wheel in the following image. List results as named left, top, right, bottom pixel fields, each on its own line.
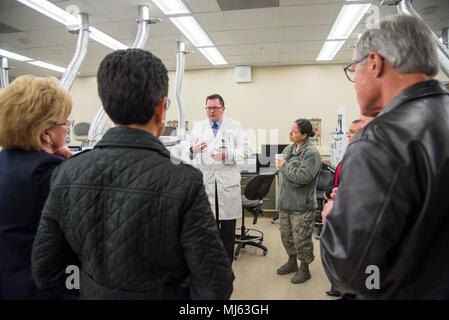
left=263, top=251, right=267, bottom=256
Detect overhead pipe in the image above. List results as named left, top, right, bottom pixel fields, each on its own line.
left=175, top=41, right=187, bottom=142
left=0, top=57, right=10, bottom=88
left=132, top=5, right=161, bottom=49
left=88, top=5, right=160, bottom=147
left=442, top=27, right=449, bottom=49
left=397, top=0, right=449, bottom=77
left=60, top=12, right=90, bottom=92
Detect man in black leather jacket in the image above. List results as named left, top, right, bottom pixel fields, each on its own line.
left=31, top=49, right=234, bottom=299
left=320, top=15, right=449, bottom=299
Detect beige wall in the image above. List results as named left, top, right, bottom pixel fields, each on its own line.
left=69, top=64, right=449, bottom=153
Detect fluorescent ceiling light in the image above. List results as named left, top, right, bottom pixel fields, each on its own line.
left=328, top=4, right=371, bottom=40
left=170, top=16, right=213, bottom=47
left=1, top=48, right=67, bottom=72
left=152, top=0, right=190, bottom=15
left=89, top=27, right=127, bottom=50
left=0, top=48, right=32, bottom=61
left=17, top=0, right=127, bottom=50
left=28, top=60, right=66, bottom=73
left=316, top=41, right=345, bottom=61
left=17, top=0, right=79, bottom=25
left=198, top=47, right=227, bottom=65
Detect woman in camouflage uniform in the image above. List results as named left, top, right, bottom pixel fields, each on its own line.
left=275, top=119, right=322, bottom=284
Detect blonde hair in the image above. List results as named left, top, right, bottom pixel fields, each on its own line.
left=0, top=75, right=72, bottom=150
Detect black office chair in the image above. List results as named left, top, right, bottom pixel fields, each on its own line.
left=235, top=174, right=275, bottom=260
left=315, top=163, right=335, bottom=239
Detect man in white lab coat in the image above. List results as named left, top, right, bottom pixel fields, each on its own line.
left=189, top=94, right=251, bottom=262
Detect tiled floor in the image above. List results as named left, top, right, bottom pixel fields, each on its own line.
left=230, top=215, right=337, bottom=300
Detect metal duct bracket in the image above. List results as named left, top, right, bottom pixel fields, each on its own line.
left=60, top=12, right=90, bottom=92
left=132, top=5, right=161, bottom=49
left=136, top=5, right=161, bottom=25
left=1, top=57, right=14, bottom=88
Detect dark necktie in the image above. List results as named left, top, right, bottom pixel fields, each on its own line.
left=212, top=122, right=218, bottom=137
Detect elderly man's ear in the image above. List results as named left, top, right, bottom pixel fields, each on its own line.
left=369, top=51, right=384, bottom=78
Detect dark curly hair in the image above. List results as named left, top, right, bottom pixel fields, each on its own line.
left=97, top=49, right=168, bottom=125
left=295, top=119, right=315, bottom=138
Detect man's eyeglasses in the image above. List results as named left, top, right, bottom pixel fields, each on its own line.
left=205, top=106, right=223, bottom=111
left=343, top=54, right=369, bottom=83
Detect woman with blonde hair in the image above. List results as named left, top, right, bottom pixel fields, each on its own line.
left=0, top=75, right=74, bottom=299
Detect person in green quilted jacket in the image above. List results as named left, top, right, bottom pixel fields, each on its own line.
left=275, top=119, right=322, bottom=284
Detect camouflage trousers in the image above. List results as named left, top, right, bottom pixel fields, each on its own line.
left=279, top=210, right=315, bottom=264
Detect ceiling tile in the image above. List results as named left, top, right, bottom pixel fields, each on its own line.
left=0, top=31, right=54, bottom=49
left=280, top=3, right=342, bottom=26
left=281, top=25, right=331, bottom=41
left=146, top=35, right=188, bottom=51
left=0, top=0, right=21, bottom=10
left=184, top=0, right=221, bottom=13
left=227, top=53, right=280, bottom=65
left=281, top=41, right=325, bottom=53
left=232, top=28, right=281, bottom=44
left=209, top=31, right=236, bottom=45
left=218, top=43, right=280, bottom=55
left=280, top=51, right=317, bottom=62
left=217, top=0, right=280, bottom=11
left=194, top=12, right=230, bottom=32
left=280, top=0, right=343, bottom=6
left=27, top=28, right=80, bottom=46
left=0, top=5, right=63, bottom=31
left=223, top=7, right=280, bottom=30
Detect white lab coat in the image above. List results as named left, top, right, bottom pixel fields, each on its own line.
left=189, top=117, right=251, bottom=220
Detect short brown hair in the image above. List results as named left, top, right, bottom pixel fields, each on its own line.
left=0, top=75, right=72, bottom=150
left=206, top=94, right=225, bottom=107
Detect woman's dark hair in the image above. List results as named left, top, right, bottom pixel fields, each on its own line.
left=295, top=119, right=315, bottom=138
left=97, top=49, right=168, bottom=125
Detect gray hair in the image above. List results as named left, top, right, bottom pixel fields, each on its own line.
left=356, top=14, right=439, bottom=77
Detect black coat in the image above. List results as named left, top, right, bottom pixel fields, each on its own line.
left=31, top=127, right=234, bottom=300
left=321, top=80, right=449, bottom=299
left=0, top=149, right=69, bottom=299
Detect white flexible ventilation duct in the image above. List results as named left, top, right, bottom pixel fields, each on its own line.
left=88, top=5, right=160, bottom=147
left=60, top=12, right=90, bottom=92
left=175, top=41, right=187, bottom=142
left=397, top=0, right=449, bottom=77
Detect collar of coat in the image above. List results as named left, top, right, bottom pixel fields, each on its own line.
left=285, top=138, right=311, bottom=156
left=380, top=79, right=449, bottom=116
left=95, top=127, right=171, bottom=158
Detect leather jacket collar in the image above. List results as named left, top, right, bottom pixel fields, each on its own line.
left=380, top=79, right=449, bottom=116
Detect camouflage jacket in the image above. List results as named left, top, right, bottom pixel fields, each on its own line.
left=277, top=139, right=322, bottom=212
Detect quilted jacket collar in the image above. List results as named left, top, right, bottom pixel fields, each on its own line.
left=95, top=127, right=170, bottom=158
